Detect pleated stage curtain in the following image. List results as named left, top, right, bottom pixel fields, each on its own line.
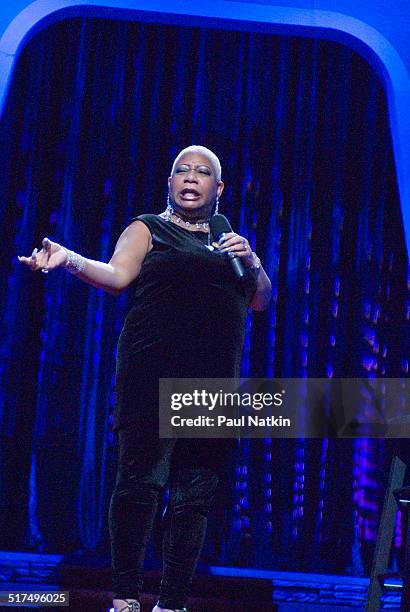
left=0, top=17, right=408, bottom=574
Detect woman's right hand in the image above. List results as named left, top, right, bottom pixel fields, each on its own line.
left=18, top=237, right=68, bottom=273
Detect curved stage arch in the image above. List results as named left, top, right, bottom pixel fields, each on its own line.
left=0, top=0, right=409, bottom=255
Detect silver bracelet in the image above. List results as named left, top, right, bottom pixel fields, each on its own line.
left=249, top=253, right=261, bottom=276
left=62, top=247, right=86, bottom=275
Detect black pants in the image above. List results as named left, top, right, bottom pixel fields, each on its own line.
left=109, top=429, right=226, bottom=609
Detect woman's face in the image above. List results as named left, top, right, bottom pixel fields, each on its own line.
left=168, top=152, right=224, bottom=218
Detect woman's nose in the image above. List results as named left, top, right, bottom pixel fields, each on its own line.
left=184, top=169, right=198, bottom=181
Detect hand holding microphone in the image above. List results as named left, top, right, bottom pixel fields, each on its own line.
left=209, top=214, right=260, bottom=280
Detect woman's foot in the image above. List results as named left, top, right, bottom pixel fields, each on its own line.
left=113, top=599, right=140, bottom=612
left=152, top=606, right=187, bottom=612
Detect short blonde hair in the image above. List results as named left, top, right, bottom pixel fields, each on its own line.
left=171, top=145, right=222, bottom=181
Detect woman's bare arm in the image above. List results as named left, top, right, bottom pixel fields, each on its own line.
left=249, top=266, right=272, bottom=311
left=213, top=231, right=272, bottom=311
left=18, top=220, right=152, bottom=296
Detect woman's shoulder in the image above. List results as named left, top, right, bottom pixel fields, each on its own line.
left=128, top=213, right=168, bottom=231
left=130, top=213, right=164, bottom=224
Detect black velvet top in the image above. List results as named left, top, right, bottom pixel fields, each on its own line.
left=113, top=214, right=257, bottom=432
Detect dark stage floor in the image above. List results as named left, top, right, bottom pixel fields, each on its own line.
left=0, top=551, right=401, bottom=610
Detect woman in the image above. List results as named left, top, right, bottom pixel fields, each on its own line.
left=18, top=145, right=271, bottom=612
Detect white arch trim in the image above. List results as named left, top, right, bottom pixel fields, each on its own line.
left=1, top=1, right=409, bottom=256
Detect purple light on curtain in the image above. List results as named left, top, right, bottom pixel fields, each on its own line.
left=0, top=17, right=407, bottom=573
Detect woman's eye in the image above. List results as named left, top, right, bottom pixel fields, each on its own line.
left=175, top=166, right=210, bottom=175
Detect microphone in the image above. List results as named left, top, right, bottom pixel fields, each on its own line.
left=209, top=214, right=247, bottom=280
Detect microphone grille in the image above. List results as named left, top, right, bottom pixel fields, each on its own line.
left=209, top=214, right=232, bottom=238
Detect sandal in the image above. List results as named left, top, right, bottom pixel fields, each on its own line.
left=155, top=602, right=188, bottom=612
left=113, top=601, right=140, bottom=612
left=154, top=605, right=187, bottom=612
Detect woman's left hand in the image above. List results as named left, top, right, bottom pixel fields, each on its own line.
left=214, top=232, right=256, bottom=267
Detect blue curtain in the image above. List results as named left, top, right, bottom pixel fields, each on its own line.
left=0, top=17, right=408, bottom=573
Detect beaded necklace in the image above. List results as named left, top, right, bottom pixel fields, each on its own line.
left=170, top=211, right=209, bottom=231
left=161, top=211, right=215, bottom=250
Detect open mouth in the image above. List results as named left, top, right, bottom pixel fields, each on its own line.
left=180, top=188, right=200, bottom=200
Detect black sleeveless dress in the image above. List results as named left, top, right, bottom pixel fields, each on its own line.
left=113, top=214, right=257, bottom=434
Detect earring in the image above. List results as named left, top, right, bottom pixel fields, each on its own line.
left=213, top=197, right=219, bottom=216
left=164, top=193, right=174, bottom=220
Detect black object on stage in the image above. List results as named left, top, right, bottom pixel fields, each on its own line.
left=210, top=214, right=247, bottom=281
